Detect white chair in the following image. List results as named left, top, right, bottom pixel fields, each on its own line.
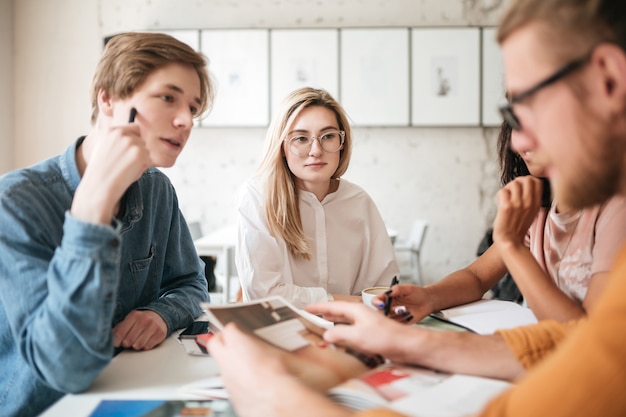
left=394, top=219, right=428, bottom=285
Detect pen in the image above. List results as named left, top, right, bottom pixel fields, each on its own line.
left=128, top=107, right=137, bottom=123
left=383, top=275, right=399, bottom=316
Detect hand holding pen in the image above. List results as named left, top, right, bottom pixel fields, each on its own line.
left=382, top=276, right=414, bottom=323
left=383, top=276, right=399, bottom=316
left=71, top=107, right=146, bottom=225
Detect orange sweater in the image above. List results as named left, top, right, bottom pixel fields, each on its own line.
left=357, top=245, right=626, bottom=417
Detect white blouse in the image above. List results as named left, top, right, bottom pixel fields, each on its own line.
left=236, top=178, right=400, bottom=308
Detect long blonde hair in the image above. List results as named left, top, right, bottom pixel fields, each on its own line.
left=257, top=87, right=353, bottom=260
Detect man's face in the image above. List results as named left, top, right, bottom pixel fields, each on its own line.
left=501, top=23, right=623, bottom=209
left=114, top=63, right=202, bottom=168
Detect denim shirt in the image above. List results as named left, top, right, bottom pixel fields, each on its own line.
left=0, top=138, right=209, bottom=417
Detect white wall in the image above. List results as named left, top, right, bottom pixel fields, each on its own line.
left=12, top=0, right=510, bottom=282
left=0, top=0, right=14, bottom=174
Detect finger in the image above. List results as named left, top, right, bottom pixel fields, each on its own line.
left=323, top=322, right=362, bottom=346
left=112, top=320, right=133, bottom=348
left=139, top=333, right=162, bottom=351
left=131, top=325, right=164, bottom=351
left=209, top=324, right=239, bottom=357
left=208, top=329, right=227, bottom=355
left=306, top=302, right=362, bottom=323
left=372, top=284, right=405, bottom=303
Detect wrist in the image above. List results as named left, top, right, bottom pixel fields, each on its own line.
left=420, top=285, right=438, bottom=314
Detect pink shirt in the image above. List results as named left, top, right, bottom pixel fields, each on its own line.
left=527, top=194, right=626, bottom=303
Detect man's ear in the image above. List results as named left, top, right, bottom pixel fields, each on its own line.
left=592, top=43, right=626, bottom=115
left=97, top=89, right=115, bottom=118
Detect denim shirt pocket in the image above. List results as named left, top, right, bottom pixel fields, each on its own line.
left=127, top=244, right=160, bottom=300
left=128, top=244, right=155, bottom=274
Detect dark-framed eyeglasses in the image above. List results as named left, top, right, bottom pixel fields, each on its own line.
left=285, top=130, right=345, bottom=157
left=499, top=54, right=590, bottom=131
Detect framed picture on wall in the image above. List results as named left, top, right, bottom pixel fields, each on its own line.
left=411, top=28, right=480, bottom=126
left=200, top=29, right=269, bottom=127
left=270, top=29, right=339, bottom=117
left=340, top=28, right=410, bottom=126
left=481, top=27, right=505, bottom=127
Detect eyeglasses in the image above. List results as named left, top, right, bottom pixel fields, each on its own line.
left=499, top=54, right=590, bottom=131
left=285, top=130, right=345, bottom=157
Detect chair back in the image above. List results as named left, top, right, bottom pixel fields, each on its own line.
left=188, top=221, right=203, bottom=240
left=409, top=220, right=428, bottom=252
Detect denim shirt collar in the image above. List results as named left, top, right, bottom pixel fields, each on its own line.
left=58, top=137, right=85, bottom=193
left=60, top=137, right=143, bottom=232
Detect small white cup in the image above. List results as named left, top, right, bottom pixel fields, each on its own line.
left=361, top=286, right=388, bottom=309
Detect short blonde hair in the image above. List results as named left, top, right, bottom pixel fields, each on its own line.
left=497, top=0, right=626, bottom=64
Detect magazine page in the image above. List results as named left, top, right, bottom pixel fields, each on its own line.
left=430, top=299, right=538, bottom=335
left=200, top=296, right=333, bottom=351
left=329, top=362, right=512, bottom=416
left=389, top=373, right=511, bottom=417
left=200, top=296, right=380, bottom=392
left=328, top=363, right=449, bottom=411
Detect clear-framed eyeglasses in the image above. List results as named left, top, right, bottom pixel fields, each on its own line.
left=285, top=130, right=345, bottom=157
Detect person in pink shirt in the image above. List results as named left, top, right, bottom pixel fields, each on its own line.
left=375, top=120, right=626, bottom=322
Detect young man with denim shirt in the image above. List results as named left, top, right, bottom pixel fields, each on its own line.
left=0, top=32, right=213, bottom=416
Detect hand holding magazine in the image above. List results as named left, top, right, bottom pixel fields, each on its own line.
left=200, top=296, right=380, bottom=391
left=199, top=296, right=512, bottom=416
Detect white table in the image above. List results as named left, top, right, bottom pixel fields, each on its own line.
left=194, top=225, right=238, bottom=303
left=40, top=332, right=232, bottom=416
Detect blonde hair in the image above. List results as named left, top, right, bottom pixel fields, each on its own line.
left=497, top=0, right=626, bottom=64
left=257, top=87, right=352, bottom=260
left=90, top=32, right=214, bottom=124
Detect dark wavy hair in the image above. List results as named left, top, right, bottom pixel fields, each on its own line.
left=497, top=119, right=530, bottom=186
left=497, top=119, right=551, bottom=207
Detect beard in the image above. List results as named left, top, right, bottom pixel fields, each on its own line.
left=553, top=109, right=623, bottom=209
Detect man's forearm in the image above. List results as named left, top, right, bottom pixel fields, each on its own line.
left=387, top=328, right=525, bottom=381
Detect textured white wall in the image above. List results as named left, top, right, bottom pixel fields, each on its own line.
left=12, top=0, right=511, bottom=282
left=0, top=0, right=13, bottom=174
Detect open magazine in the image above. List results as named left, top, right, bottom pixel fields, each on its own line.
left=198, top=296, right=513, bottom=416
left=329, top=363, right=511, bottom=417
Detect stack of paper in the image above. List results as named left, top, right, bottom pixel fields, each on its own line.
left=430, top=299, right=538, bottom=335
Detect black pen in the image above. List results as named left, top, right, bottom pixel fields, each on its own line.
left=383, top=276, right=399, bottom=316
left=128, top=107, right=137, bottom=123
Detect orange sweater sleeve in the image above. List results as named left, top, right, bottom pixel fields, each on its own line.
left=477, top=245, right=626, bottom=417
left=496, top=319, right=581, bottom=369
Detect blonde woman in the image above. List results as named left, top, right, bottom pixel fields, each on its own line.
left=236, top=87, right=399, bottom=308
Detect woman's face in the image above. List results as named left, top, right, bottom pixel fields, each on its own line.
left=282, top=105, right=342, bottom=193
left=513, top=129, right=547, bottom=177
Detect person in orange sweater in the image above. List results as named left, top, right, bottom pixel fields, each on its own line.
left=208, top=0, right=626, bottom=416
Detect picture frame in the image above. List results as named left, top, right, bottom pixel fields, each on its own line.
left=200, top=29, right=269, bottom=127
left=481, top=27, right=505, bottom=127
left=270, top=29, right=339, bottom=117
left=411, top=28, right=480, bottom=126
left=340, top=28, right=410, bottom=126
